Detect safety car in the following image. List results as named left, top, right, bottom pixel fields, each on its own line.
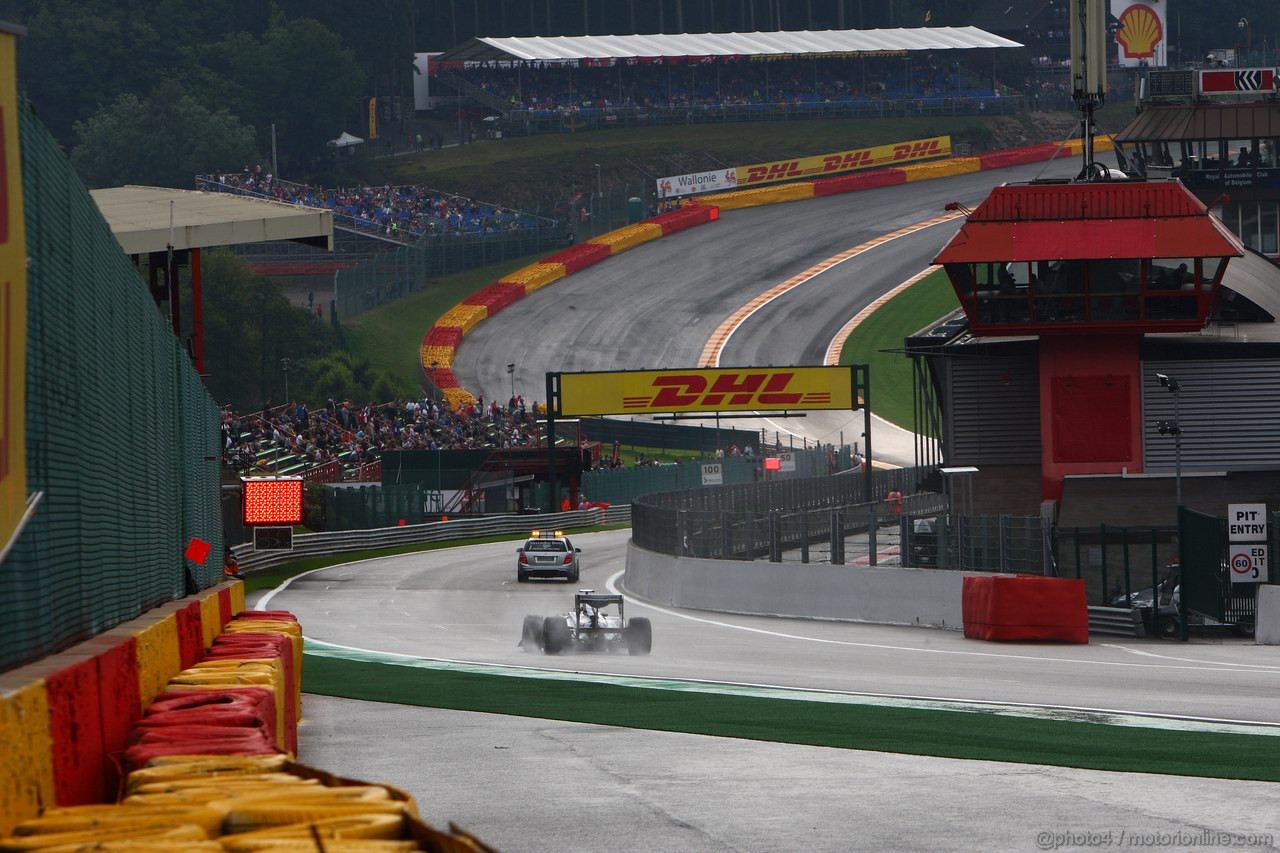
left=516, top=529, right=580, bottom=583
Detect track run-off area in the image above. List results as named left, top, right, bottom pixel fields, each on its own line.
left=287, top=162, right=1280, bottom=851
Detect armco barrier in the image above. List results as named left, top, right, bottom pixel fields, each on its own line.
left=230, top=506, right=630, bottom=573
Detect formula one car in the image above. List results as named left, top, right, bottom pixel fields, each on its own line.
left=516, top=529, right=580, bottom=583
left=521, top=591, right=652, bottom=656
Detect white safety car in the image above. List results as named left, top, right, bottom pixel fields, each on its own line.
left=521, top=591, right=652, bottom=655
left=516, top=529, right=580, bottom=583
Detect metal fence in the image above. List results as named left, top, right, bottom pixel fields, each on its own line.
left=231, top=507, right=625, bottom=572
left=333, top=223, right=564, bottom=319
left=3, top=104, right=224, bottom=673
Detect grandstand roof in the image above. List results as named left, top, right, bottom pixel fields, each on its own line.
left=438, top=27, right=1022, bottom=63
left=90, top=186, right=334, bottom=256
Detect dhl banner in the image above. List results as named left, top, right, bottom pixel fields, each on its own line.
left=656, top=136, right=951, bottom=198
left=556, top=367, right=856, bottom=416
left=735, top=136, right=951, bottom=189
left=0, top=24, right=28, bottom=557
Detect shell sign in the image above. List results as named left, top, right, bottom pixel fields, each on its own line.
left=1112, top=1, right=1166, bottom=67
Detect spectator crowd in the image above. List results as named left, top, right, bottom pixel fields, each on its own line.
left=457, top=53, right=998, bottom=113
left=199, top=169, right=543, bottom=241
left=224, top=394, right=551, bottom=475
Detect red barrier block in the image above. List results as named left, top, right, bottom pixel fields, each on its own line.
left=648, top=205, right=716, bottom=235
left=423, top=326, right=464, bottom=349
left=811, top=168, right=908, bottom=197
left=976, top=144, right=1060, bottom=171
left=962, top=576, right=1089, bottom=643
left=542, top=242, right=612, bottom=275
left=44, top=656, right=107, bottom=806
left=217, top=588, right=233, bottom=624
left=462, top=282, right=526, bottom=315
left=79, top=633, right=141, bottom=799
left=175, top=602, right=205, bottom=670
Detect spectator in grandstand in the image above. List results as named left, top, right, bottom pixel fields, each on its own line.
left=197, top=168, right=542, bottom=242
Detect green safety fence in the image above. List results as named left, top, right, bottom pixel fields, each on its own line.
left=1, top=102, right=223, bottom=673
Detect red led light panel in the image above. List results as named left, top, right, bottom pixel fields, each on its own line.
left=763, top=457, right=782, bottom=471
left=243, top=478, right=304, bottom=526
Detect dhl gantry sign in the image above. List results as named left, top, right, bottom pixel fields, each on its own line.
left=554, top=366, right=857, bottom=416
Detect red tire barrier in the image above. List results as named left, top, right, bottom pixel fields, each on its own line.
left=542, top=242, right=612, bottom=275
left=649, top=204, right=717, bottom=235
left=124, top=737, right=280, bottom=772
left=962, top=576, right=1089, bottom=643
left=139, top=688, right=278, bottom=748
left=976, top=143, right=1062, bottom=170
left=207, top=636, right=298, bottom=752
left=462, top=282, right=526, bottom=314
left=811, top=168, right=908, bottom=197
left=233, top=611, right=299, bottom=622
left=422, top=326, right=464, bottom=349
left=426, top=366, right=459, bottom=389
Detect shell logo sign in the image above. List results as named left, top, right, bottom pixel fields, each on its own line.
left=1114, top=2, right=1165, bottom=64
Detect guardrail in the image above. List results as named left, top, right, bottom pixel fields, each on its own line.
left=232, top=506, right=631, bottom=573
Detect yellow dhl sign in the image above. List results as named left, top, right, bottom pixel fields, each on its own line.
left=1, top=25, right=28, bottom=557
left=736, top=135, right=951, bottom=188
left=557, top=367, right=856, bottom=416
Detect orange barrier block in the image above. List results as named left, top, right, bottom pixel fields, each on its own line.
left=132, top=614, right=182, bottom=709
left=435, top=304, right=487, bottom=334
left=198, top=593, right=222, bottom=652
left=498, top=262, right=566, bottom=294
left=702, top=182, right=815, bottom=210
left=962, top=576, right=1089, bottom=643
left=902, top=157, right=982, bottom=182
left=0, top=678, right=55, bottom=834
left=418, top=344, right=455, bottom=370
left=588, top=222, right=663, bottom=253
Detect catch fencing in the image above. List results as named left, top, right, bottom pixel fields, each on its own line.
left=3, top=104, right=224, bottom=673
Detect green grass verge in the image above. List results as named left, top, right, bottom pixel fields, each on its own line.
left=839, top=268, right=958, bottom=433
left=303, top=655, right=1280, bottom=782
left=242, top=522, right=630, bottom=595
left=342, top=252, right=558, bottom=391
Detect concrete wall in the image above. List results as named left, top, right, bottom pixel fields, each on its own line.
left=1257, top=585, right=1280, bottom=646
left=626, top=542, right=992, bottom=629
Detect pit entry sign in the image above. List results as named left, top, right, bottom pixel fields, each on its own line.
left=1227, top=503, right=1268, bottom=584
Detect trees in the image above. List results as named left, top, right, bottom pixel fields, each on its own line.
left=70, top=81, right=261, bottom=189
left=194, top=250, right=413, bottom=412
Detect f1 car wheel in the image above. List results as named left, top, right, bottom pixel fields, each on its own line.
left=521, top=615, right=544, bottom=650
left=543, top=616, right=570, bottom=654
left=626, top=617, right=652, bottom=656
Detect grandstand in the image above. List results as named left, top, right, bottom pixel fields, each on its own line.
left=434, top=27, right=1026, bottom=131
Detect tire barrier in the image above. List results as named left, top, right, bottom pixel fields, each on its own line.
left=961, top=576, right=1090, bottom=643
left=810, top=168, right=908, bottom=196
left=1, top=589, right=498, bottom=849
left=700, top=181, right=816, bottom=210
left=586, top=221, right=663, bottom=252
left=901, top=157, right=983, bottom=181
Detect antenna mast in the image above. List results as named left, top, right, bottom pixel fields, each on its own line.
left=1070, top=0, right=1108, bottom=178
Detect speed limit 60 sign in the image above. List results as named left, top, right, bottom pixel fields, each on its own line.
left=1228, top=544, right=1269, bottom=584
